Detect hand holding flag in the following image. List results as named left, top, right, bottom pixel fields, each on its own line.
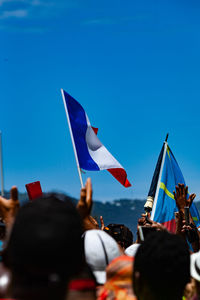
left=0, top=186, right=19, bottom=226
left=150, top=141, right=200, bottom=232
left=77, top=177, right=99, bottom=230
left=77, top=178, right=93, bottom=219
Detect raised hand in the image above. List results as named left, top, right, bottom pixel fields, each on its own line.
left=186, top=193, right=196, bottom=208
left=181, top=220, right=199, bottom=252
left=0, top=186, right=20, bottom=226
left=77, top=178, right=99, bottom=231
left=138, top=213, right=152, bottom=227
left=151, top=221, right=167, bottom=231
left=173, top=183, right=195, bottom=210
left=77, top=178, right=92, bottom=219
left=100, top=215, right=105, bottom=230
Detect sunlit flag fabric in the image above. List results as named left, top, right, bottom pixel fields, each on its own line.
left=151, top=145, right=200, bottom=232
left=62, top=90, right=131, bottom=187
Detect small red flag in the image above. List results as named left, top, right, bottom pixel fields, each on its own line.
left=25, top=181, right=43, bottom=200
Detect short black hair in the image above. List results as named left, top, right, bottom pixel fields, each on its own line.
left=133, top=231, right=190, bottom=300
left=3, top=194, right=83, bottom=283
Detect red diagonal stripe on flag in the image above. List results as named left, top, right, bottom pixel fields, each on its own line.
left=108, top=168, right=131, bottom=188
left=92, top=127, right=98, bottom=135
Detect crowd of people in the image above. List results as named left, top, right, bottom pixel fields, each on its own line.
left=0, top=179, right=199, bottom=299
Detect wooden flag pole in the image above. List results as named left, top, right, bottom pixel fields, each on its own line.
left=61, top=89, right=84, bottom=188
left=0, top=132, right=4, bottom=196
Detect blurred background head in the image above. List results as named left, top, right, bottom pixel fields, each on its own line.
left=84, top=229, right=121, bottom=285
left=99, top=255, right=137, bottom=300
left=3, top=194, right=84, bottom=299
left=104, top=224, right=133, bottom=250
left=133, top=231, right=190, bottom=300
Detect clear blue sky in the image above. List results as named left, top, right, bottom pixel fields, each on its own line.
left=1, top=0, right=200, bottom=201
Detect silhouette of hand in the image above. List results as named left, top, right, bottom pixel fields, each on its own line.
left=77, top=178, right=99, bottom=231
left=173, top=183, right=195, bottom=210
left=100, top=216, right=105, bottom=230
left=0, top=186, right=20, bottom=226
left=77, top=178, right=92, bottom=219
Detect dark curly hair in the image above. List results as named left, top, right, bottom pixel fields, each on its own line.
left=104, top=223, right=133, bottom=249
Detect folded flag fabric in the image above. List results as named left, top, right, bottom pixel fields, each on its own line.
left=151, top=144, right=200, bottom=232
left=62, top=90, right=131, bottom=188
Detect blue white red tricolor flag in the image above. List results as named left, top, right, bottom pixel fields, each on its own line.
left=61, top=89, right=131, bottom=188
left=150, top=142, right=200, bottom=232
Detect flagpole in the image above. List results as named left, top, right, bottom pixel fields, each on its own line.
left=61, top=89, right=84, bottom=188
left=151, top=134, right=168, bottom=220
left=0, top=132, right=4, bottom=196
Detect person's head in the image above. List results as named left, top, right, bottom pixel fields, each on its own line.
left=3, top=194, right=84, bottom=300
left=190, top=251, right=200, bottom=295
left=84, top=229, right=121, bottom=285
left=104, top=224, right=133, bottom=250
left=99, top=255, right=137, bottom=300
left=133, top=231, right=190, bottom=300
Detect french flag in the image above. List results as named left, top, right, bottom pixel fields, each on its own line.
left=61, top=89, right=131, bottom=188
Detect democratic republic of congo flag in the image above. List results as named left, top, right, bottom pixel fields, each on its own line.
left=150, top=143, right=200, bottom=233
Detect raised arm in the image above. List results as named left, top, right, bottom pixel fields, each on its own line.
left=0, top=186, right=20, bottom=227
left=76, top=178, right=99, bottom=231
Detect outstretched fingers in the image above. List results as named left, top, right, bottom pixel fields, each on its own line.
left=175, top=185, right=180, bottom=199
left=80, top=187, right=86, bottom=206
left=11, top=186, right=18, bottom=202
left=86, top=178, right=92, bottom=213
left=179, top=183, right=185, bottom=194
left=77, top=178, right=93, bottom=218
left=185, top=186, right=188, bottom=197
left=188, top=193, right=196, bottom=207
left=100, top=216, right=105, bottom=230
